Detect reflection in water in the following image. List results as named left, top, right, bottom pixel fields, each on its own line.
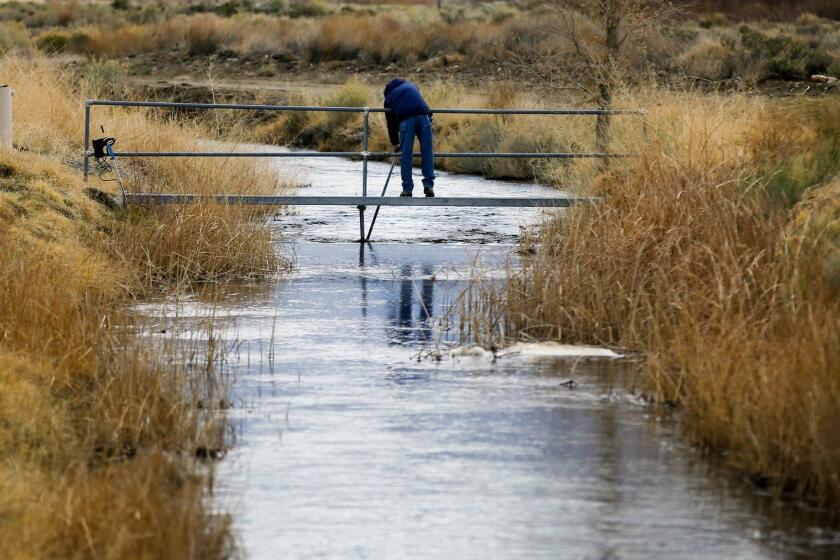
left=388, top=263, right=435, bottom=345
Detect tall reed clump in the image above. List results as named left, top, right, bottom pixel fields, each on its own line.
left=434, top=82, right=604, bottom=186
left=105, top=117, right=287, bottom=285
left=477, top=91, right=840, bottom=506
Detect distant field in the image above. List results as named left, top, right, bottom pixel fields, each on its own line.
left=1, top=0, right=838, bottom=91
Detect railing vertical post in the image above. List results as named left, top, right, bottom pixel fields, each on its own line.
left=358, top=107, right=370, bottom=242
left=83, top=101, right=91, bottom=183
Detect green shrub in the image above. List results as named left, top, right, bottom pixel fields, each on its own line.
left=279, top=110, right=312, bottom=142
left=757, top=101, right=840, bottom=206
left=699, top=12, right=729, bottom=29
left=738, top=25, right=833, bottom=80
left=35, top=32, right=68, bottom=53
left=0, top=22, right=34, bottom=54
left=35, top=30, right=90, bottom=54
left=78, top=59, right=128, bottom=98
left=322, top=79, right=368, bottom=129
left=216, top=0, right=252, bottom=17
left=443, top=118, right=499, bottom=175
left=187, top=34, right=218, bottom=56
left=288, top=0, right=327, bottom=19
left=260, top=0, right=287, bottom=14
left=185, top=2, right=211, bottom=14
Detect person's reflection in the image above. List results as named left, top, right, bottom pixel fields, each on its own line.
left=398, top=264, right=413, bottom=338
left=387, top=263, right=436, bottom=345
left=419, top=263, right=434, bottom=340
left=359, top=243, right=369, bottom=320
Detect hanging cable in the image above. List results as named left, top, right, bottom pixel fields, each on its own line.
left=92, top=126, right=126, bottom=201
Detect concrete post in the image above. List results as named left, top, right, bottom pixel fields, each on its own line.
left=0, top=86, right=12, bottom=150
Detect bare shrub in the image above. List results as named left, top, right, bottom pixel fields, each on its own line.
left=184, top=13, right=235, bottom=56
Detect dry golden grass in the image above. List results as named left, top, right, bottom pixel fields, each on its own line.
left=30, top=9, right=507, bottom=65
left=113, top=204, right=281, bottom=285
left=0, top=54, right=291, bottom=557
left=100, top=110, right=288, bottom=284
left=473, top=91, right=840, bottom=506
left=1, top=451, right=232, bottom=559
left=0, top=152, right=234, bottom=558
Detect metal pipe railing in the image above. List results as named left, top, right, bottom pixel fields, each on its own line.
left=361, top=108, right=370, bottom=239
left=85, top=99, right=646, bottom=116
left=109, top=151, right=636, bottom=158
left=82, top=99, right=647, bottom=241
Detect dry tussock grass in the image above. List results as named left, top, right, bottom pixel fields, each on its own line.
left=2, top=451, right=232, bottom=559
left=477, top=91, right=840, bottom=505
left=41, top=10, right=506, bottom=66
left=83, top=23, right=177, bottom=58
left=98, top=111, right=287, bottom=284
left=113, top=204, right=281, bottom=285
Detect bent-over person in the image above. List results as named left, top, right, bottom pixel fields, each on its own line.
left=384, top=78, right=435, bottom=197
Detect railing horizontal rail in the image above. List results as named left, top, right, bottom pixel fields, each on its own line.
left=111, top=151, right=635, bottom=159
left=85, top=99, right=646, bottom=116
left=124, top=194, right=594, bottom=208
left=83, top=97, right=646, bottom=241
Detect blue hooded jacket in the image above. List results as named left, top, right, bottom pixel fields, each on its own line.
left=384, top=79, right=431, bottom=146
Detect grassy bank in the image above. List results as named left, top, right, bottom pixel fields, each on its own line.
left=0, top=56, right=286, bottom=557
left=468, top=91, right=840, bottom=506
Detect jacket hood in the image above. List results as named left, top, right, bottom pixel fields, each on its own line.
left=384, top=78, right=406, bottom=97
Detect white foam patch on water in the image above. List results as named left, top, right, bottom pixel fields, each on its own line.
left=451, top=342, right=622, bottom=363
left=449, top=346, right=497, bottom=361
left=504, top=342, right=622, bottom=359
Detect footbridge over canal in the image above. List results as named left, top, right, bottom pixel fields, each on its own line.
left=83, top=99, right=647, bottom=241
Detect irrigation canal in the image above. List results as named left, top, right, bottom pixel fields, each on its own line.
left=135, top=148, right=839, bottom=559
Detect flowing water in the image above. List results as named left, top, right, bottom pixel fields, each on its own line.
left=138, top=151, right=839, bottom=559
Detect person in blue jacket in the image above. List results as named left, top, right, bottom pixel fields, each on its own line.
left=384, top=78, right=435, bottom=197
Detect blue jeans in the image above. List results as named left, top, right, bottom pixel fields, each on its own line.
left=399, top=114, right=435, bottom=193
